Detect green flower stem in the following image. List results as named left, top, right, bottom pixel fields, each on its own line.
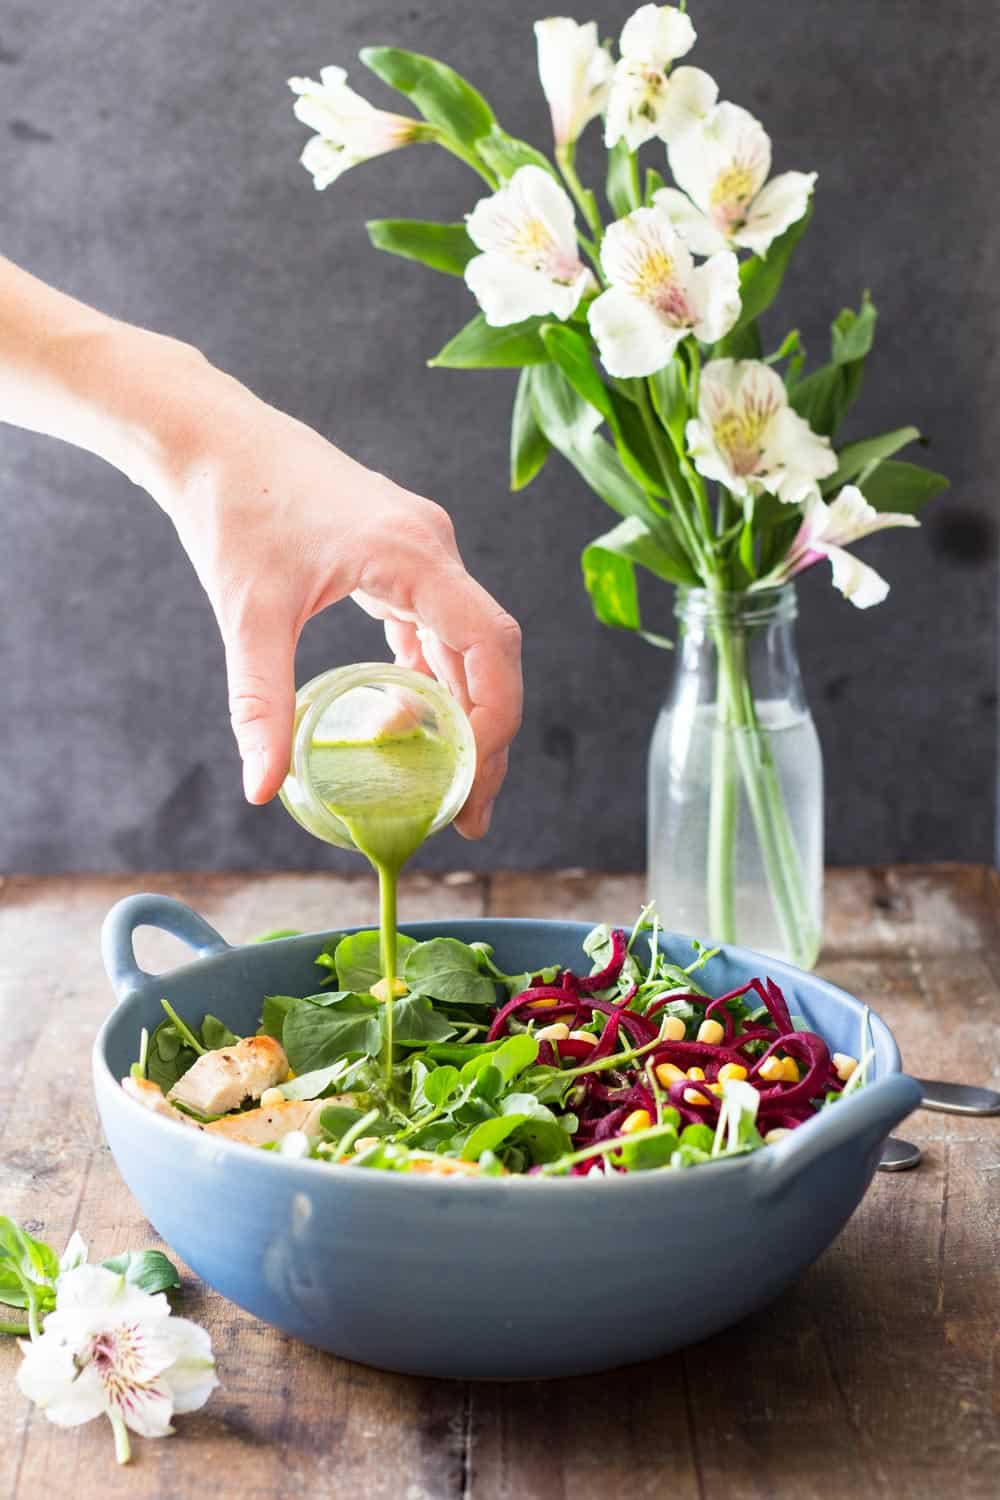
left=707, top=653, right=738, bottom=943
left=27, top=1293, right=41, bottom=1342
left=633, top=383, right=711, bottom=578
left=439, top=136, right=498, bottom=189
left=709, top=615, right=818, bottom=968
left=556, top=144, right=604, bottom=246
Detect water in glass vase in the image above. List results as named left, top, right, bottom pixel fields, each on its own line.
left=646, top=586, right=824, bottom=970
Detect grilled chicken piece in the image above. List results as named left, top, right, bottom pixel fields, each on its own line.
left=167, top=1034, right=289, bottom=1115
left=122, top=1075, right=198, bottom=1126
left=202, top=1096, right=352, bottom=1146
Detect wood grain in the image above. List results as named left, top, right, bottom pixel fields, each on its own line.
left=1, top=867, right=997, bottom=1499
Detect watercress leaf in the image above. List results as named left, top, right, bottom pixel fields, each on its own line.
left=318, top=1104, right=368, bottom=1142
left=499, top=1091, right=555, bottom=1120
left=200, top=1015, right=240, bottom=1051
left=278, top=1059, right=356, bottom=1101
left=259, top=993, right=306, bottom=1041
left=426, top=1041, right=502, bottom=1065
left=366, top=218, right=476, bottom=276
left=477, top=125, right=557, bottom=180
left=472, top=1064, right=503, bottom=1102
left=491, top=1033, right=539, bottom=1085
left=283, top=994, right=382, bottom=1074
left=423, top=1065, right=461, bottom=1110
left=0, top=1265, right=30, bottom=1309
left=100, top=1250, right=181, bottom=1296
left=460, top=1113, right=527, bottom=1161
left=613, top=1126, right=678, bottom=1171
left=359, top=46, right=495, bottom=144
left=249, top=929, right=303, bottom=943
left=583, top=924, right=614, bottom=962
left=508, top=1115, right=574, bottom=1164
left=430, top=313, right=549, bottom=369
left=680, top=1123, right=715, bottom=1152
left=852, top=458, right=949, bottom=514
left=335, top=931, right=417, bottom=994
left=145, top=1021, right=199, bottom=1092
left=510, top=367, right=550, bottom=491
left=391, top=994, right=457, bottom=1045
left=404, top=938, right=497, bottom=1007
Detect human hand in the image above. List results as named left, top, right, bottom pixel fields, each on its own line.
left=156, top=364, right=522, bottom=838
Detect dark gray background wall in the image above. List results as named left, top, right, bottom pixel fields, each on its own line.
left=1, top=1, right=996, bottom=875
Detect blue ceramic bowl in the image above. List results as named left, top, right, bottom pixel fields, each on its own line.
left=95, top=894, right=920, bottom=1379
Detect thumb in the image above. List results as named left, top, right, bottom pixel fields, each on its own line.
left=222, top=608, right=297, bottom=804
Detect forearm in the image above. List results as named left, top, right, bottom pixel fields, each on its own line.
left=0, top=255, right=218, bottom=500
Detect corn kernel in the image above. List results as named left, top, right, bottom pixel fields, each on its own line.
left=535, top=1021, right=570, bottom=1042
left=686, top=1066, right=706, bottom=1080
left=658, top=1015, right=687, bottom=1042
left=683, top=1087, right=710, bottom=1106
left=697, top=1018, right=725, bottom=1046
left=527, top=997, right=559, bottom=1011
left=260, top=1086, right=285, bottom=1108
left=285, top=1068, right=297, bottom=1081
left=653, top=1062, right=686, bottom=1087
left=832, top=1052, right=858, bottom=1082
left=718, top=1062, right=749, bottom=1082
left=568, top=1029, right=597, bottom=1046
left=370, top=976, right=409, bottom=1003
left=781, top=1057, right=800, bottom=1082
left=759, top=1056, right=785, bottom=1083
left=764, top=1127, right=792, bottom=1144
left=621, top=1109, right=652, bottom=1135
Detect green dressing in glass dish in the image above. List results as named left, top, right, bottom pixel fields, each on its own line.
left=280, top=666, right=476, bottom=1084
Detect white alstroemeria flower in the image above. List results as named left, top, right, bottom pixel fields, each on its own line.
left=686, top=359, right=837, bottom=505
left=534, top=18, right=613, bottom=149
left=657, top=102, right=817, bottom=257
left=288, top=66, right=428, bottom=190
left=464, top=165, right=595, bottom=326
left=17, top=1264, right=218, bottom=1466
left=778, top=486, right=920, bottom=608
left=587, top=206, right=739, bottom=377
left=58, top=1231, right=88, bottom=1274
left=605, top=5, right=717, bottom=150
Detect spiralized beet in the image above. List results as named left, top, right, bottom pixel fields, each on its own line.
left=575, top=928, right=628, bottom=993
left=483, top=936, right=842, bottom=1166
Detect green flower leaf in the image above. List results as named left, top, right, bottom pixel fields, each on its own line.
left=101, top=1250, right=181, bottom=1297
left=430, top=313, right=549, bottom=368
left=359, top=47, right=494, bottom=145
left=853, top=458, right=949, bottom=514
left=510, top=368, right=550, bottom=490
left=366, top=219, right=477, bottom=276
left=825, top=426, right=921, bottom=492
left=477, top=125, right=557, bottom=180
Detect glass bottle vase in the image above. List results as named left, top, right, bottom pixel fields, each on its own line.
left=647, top=585, right=823, bottom=969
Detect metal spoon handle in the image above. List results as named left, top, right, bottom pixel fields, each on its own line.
left=915, top=1078, right=1000, bottom=1116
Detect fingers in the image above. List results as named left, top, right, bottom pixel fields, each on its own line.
left=222, top=603, right=297, bottom=804
left=381, top=618, right=433, bottom=678
left=409, top=564, right=523, bottom=838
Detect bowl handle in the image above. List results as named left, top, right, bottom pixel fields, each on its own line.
left=101, top=893, right=230, bottom=1003
left=751, top=1073, right=923, bottom=1196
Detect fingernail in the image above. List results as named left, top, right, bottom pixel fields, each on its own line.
left=478, top=798, right=496, bottom=835
left=242, top=752, right=269, bottom=803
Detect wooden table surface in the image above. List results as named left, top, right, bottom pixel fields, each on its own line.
left=1, top=864, right=997, bottom=1500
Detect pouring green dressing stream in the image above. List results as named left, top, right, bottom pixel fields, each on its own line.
left=279, top=665, right=477, bottom=1091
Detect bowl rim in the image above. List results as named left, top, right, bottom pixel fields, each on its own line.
left=93, top=914, right=904, bottom=1196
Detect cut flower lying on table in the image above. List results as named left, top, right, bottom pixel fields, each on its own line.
left=0, top=1220, right=216, bottom=1466
left=120, top=909, right=871, bottom=1178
